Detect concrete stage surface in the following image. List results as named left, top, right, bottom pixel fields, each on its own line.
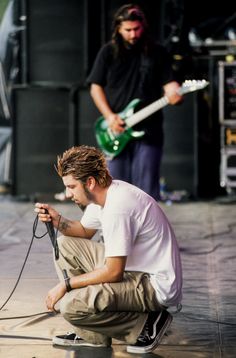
left=0, top=196, right=236, bottom=358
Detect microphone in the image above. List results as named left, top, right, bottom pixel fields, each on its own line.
left=44, top=209, right=59, bottom=260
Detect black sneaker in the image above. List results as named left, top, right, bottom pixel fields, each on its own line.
left=127, top=310, right=173, bottom=354
left=52, top=332, right=107, bottom=347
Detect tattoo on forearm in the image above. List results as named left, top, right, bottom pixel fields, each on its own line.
left=58, top=218, right=71, bottom=233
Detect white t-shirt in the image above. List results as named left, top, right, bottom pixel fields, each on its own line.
left=80, top=180, right=182, bottom=306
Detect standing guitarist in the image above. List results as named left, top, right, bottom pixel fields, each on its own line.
left=87, top=4, right=183, bottom=200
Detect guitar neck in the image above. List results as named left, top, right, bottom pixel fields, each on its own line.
left=126, top=96, right=169, bottom=128
left=121, top=80, right=208, bottom=128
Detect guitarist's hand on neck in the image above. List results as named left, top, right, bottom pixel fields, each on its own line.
left=107, top=113, right=126, bottom=134
left=163, top=81, right=183, bottom=105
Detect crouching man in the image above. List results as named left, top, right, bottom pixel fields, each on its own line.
left=35, top=145, right=182, bottom=354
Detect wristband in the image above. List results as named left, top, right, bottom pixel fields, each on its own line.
left=62, top=269, right=72, bottom=292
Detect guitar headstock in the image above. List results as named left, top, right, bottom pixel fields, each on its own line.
left=180, top=79, right=209, bottom=94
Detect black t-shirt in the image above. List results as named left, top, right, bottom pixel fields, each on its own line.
left=87, top=41, right=176, bottom=145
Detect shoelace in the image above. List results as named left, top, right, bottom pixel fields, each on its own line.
left=137, top=312, right=163, bottom=343
left=65, top=331, right=74, bottom=336
left=64, top=331, right=81, bottom=342
left=137, top=323, right=150, bottom=343
left=74, top=335, right=81, bottom=343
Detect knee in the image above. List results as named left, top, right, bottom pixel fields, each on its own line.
left=60, top=295, right=87, bottom=322
left=57, top=235, right=75, bottom=254
left=57, top=235, right=68, bottom=246
left=60, top=295, right=72, bottom=319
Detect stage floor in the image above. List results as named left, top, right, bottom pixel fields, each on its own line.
left=0, top=195, right=236, bottom=358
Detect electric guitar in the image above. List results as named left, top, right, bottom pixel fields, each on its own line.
left=94, top=79, right=209, bottom=158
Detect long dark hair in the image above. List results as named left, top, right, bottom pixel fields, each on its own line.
left=111, top=4, right=153, bottom=58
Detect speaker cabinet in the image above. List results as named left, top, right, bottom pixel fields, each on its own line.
left=12, top=85, right=75, bottom=197
left=25, top=0, right=89, bottom=84
left=162, top=93, right=198, bottom=197
left=76, top=88, right=100, bottom=147
left=162, top=90, right=220, bottom=198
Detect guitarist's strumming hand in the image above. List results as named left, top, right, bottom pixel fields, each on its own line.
left=163, top=81, right=183, bottom=105
left=95, top=80, right=208, bottom=158
left=107, top=113, right=126, bottom=134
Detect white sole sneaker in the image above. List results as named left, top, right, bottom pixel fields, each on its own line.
left=127, top=312, right=173, bottom=354
left=52, top=334, right=107, bottom=347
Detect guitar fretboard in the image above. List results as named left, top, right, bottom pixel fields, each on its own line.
left=126, top=96, right=169, bottom=128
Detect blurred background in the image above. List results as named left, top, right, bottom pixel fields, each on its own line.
left=0, top=0, right=236, bottom=201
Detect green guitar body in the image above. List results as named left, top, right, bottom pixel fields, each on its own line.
left=94, top=80, right=209, bottom=158
left=94, top=98, right=144, bottom=158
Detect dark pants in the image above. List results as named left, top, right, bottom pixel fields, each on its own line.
left=107, top=140, right=162, bottom=200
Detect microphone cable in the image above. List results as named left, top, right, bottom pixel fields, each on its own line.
left=0, top=213, right=60, bottom=314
